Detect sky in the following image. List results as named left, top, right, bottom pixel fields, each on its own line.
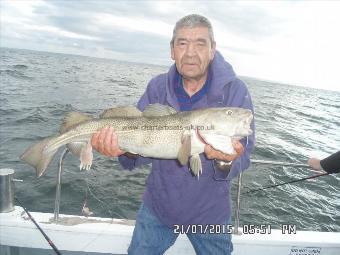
left=1, top=0, right=340, bottom=92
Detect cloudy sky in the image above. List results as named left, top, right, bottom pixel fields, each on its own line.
left=1, top=0, right=340, bottom=91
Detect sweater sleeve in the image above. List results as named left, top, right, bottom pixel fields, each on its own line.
left=225, top=79, right=256, bottom=180
left=320, top=151, right=340, bottom=174
left=118, top=78, right=161, bottom=170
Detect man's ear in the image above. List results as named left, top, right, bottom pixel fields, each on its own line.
left=210, top=42, right=216, bottom=61
left=170, top=44, right=175, bottom=60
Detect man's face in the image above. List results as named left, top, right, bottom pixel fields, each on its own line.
left=171, top=26, right=216, bottom=81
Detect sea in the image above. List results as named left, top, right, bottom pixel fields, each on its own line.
left=1, top=47, right=339, bottom=232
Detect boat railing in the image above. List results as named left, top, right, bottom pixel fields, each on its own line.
left=53, top=148, right=69, bottom=222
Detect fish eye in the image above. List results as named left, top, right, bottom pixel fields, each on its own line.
left=226, top=110, right=233, bottom=116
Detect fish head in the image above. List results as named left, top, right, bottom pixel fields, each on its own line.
left=199, top=107, right=253, bottom=138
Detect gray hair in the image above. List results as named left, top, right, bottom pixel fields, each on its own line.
left=170, top=14, right=215, bottom=47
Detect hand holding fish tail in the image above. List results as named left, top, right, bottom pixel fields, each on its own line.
left=91, top=126, right=125, bottom=157
left=204, top=140, right=244, bottom=162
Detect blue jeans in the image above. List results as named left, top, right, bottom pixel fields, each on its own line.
left=128, top=203, right=233, bottom=255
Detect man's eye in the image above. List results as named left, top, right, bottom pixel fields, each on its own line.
left=196, top=41, right=206, bottom=47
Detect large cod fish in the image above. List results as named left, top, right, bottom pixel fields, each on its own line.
left=21, top=104, right=253, bottom=177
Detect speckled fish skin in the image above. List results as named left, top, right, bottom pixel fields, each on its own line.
left=20, top=105, right=253, bottom=177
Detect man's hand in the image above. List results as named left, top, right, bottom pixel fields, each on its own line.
left=204, top=140, right=244, bottom=162
left=307, top=158, right=326, bottom=174
left=91, top=126, right=125, bottom=157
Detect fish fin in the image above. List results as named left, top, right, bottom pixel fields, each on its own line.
left=20, top=136, right=58, bottom=177
left=189, top=154, right=202, bottom=177
left=99, top=106, right=142, bottom=118
left=190, top=129, right=205, bottom=155
left=60, top=112, right=92, bottom=133
left=199, top=134, right=235, bottom=155
left=142, top=103, right=177, bottom=117
left=177, top=132, right=191, bottom=165
left=79, top=142, right=93, bottom=171
left=67, top=142, right=86, bottom=157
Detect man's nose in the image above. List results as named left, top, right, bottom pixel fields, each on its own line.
left=185, top=42, right=197, bottom=57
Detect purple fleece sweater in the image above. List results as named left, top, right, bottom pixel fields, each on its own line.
left=118, top=51, right=255, bottom=227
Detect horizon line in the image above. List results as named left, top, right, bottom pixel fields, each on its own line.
left=1, top=46, right=339, bottom=93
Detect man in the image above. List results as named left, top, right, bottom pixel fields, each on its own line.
left=92, top=14, right=255, bottom=255
left=308, top=151, right=340, bottom=174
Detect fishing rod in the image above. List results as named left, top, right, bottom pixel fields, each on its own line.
left=243, top=172, right=329, bottom=194
left=15, top=197, right=62, bottom=255
left=251, top=159, right=310, bottom=168
left=244, top=159, right=330, bottom=194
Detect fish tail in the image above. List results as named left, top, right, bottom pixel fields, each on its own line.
left=20, top=136, right=59, bottom=177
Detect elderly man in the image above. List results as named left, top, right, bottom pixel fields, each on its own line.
left=92, top=14, right=255, bottom=255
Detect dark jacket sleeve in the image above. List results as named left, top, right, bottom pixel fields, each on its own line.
left=320, top=151, right=340, bottom=174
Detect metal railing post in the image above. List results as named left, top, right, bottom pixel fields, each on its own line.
left=0, top=168, right=15, bottom=213
left=53, top=148, right=69, bottom=222
left=234, top=171, right=243, bottom=235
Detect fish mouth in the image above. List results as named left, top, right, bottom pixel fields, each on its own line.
left=239, top=125, right=253, bottom=137
left=242, top=114, right=253, bottom=131
left=233, top=127, right=252, bottom=139
left=235, top=114, right=253, bottom=137
left=244, top=112, right=253, bottom=124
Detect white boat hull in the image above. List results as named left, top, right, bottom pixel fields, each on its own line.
left=1, top=207, right=339, bottom=254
